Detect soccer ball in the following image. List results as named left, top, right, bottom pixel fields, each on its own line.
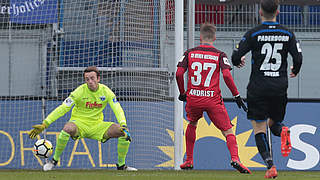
left=33, top=139, right=53, bottom=158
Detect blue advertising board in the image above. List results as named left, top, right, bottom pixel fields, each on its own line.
left=0, top=100, right=174, bottom=170
left=187, top=102, right=320, bottom=170
left=0, top=101, right=319, bottom=170
left=8, top=0, right=58, bottom=24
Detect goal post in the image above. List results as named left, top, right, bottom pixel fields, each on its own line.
left=174, top=0, right=184, bottom=170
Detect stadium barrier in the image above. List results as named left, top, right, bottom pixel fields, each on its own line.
left=1, top=100, right=319, bottom=170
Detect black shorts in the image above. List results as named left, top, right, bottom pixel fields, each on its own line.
left=247, top=92, right=287, bottom=122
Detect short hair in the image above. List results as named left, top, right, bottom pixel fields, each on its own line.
left=83, top=66, right=100, bottom=78
left=200, top=23, right=216, bottom=41
left=260, top=0, right=279, bottom=19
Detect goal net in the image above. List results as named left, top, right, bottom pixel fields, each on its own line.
left=0, top=0, right=175, bottom=169
left=1, top=0, right=319, bottom=170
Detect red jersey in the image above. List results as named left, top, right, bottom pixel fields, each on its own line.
left=176, top=44, right=237, bottom=105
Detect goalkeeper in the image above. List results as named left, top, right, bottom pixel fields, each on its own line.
left=29, top=66, right=137, bottom=171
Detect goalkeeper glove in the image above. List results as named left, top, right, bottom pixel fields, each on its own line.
left=178, top=93, right=187, bottom=102
left=234, top=95, right=248, bottom=112
left=120, top=125, right=132, bottom=142
left=28, top=123, right=47, bottom=139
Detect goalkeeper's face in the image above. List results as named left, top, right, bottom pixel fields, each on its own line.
left=84, top=71, right=100, bottom=91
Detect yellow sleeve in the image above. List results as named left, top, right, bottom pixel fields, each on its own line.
left=107, top=91, right=127, bottom=126
left=42, top=96, right=75, bottom=127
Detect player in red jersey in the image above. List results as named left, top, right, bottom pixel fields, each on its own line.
left=175, top=23, right=251, bottom=174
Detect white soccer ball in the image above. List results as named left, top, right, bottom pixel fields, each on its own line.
left=33, top=139, right=53, bottom=158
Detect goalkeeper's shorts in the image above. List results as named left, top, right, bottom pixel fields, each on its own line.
left=69, top=119, right=114, bottom=142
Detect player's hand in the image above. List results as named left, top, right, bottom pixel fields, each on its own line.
left=28, top=124, right=47, bottom=139
left=289, top=66, right=297, bottom=78
left=234, top=95, right=248, bottom=112
left=178, top=93, right=187, bottom=102
left=120, top=125, right=132, bottom=142
left=237, top=56, right=246, bottom=68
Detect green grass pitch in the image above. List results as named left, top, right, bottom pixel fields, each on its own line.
left=1, top=170, right=320, bottom=180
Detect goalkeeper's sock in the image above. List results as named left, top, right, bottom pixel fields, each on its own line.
left=255, top=132, right=274, bottom=169
left=117, top=136, right=130, bottom=167
left=185, top=124, right=197, bottom=162
left=53, top=130, right=70, bottom=161
left=226, top=134, right=239, bottom=161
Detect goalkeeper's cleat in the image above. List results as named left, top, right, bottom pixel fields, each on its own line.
left=180, top=160, right=193, bottom=170
left=230, top=159, right=251, bottom=174
left=281, top=126, right=291, bottom=157
left=264, top=166, right=278, bottom=179
left=116, top=164, right=138, bottom=171
left=43, top=159, right=58, bottom=171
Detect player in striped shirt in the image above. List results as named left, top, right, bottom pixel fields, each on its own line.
left=29, top=66, right=137, bottom=171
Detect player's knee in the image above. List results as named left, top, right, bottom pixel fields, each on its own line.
left=189, top=121, right=198, bottom=127
left=106, top=124, right=123, bottom=138
left=270, top=122, right=283, bottom=137
left=62, top=123, right=77, bottom=137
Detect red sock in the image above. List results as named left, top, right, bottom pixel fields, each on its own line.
left=185, top=123, right=197, bottom=162
left=226, top=134, right=239, bottom=161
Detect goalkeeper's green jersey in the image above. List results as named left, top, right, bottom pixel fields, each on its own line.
left=43, top=83, right=127, bottom=127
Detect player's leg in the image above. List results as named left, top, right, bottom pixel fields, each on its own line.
left=268, top=95, right=287, bottom=137
left=221, top=129, right=240, bottom=161
left=102, top=123, right=137, bottom=171
left=247, top=92, right=277, bottom=177
left=251, top=120, right=274, bottom=167
left=43, top=121, right=79, bottom=171
left=268, top=95, right=291, bottom=157
left=180, top=121, right=197, bottom=170
left=222, top=128, right=251, bottom=174
left=54, top=122, right=79, bottom=161
left=252, top=120, right=278, bottom=178
left=207, top=102, right=239, bottom=161
left=268, top=120, right=284, bottom=137
left=180, top=104, right=202, bottom=170
left=207, top=102, right=251, bottom=174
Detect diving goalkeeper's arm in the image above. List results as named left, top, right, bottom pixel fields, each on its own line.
left=28, top=97, right=74, bottom=139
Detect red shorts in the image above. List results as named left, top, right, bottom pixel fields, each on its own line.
left=185, top=100, right=232, bottom=131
